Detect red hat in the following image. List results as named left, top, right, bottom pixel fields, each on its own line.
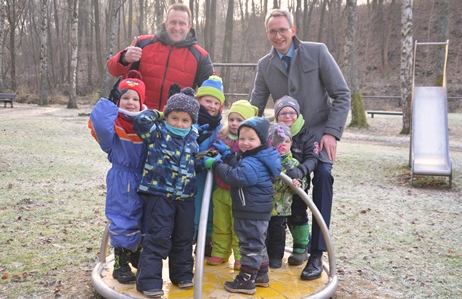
left=119, top=70, right=146, bottom=110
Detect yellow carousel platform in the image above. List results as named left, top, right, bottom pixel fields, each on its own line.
left=92, top=173, right=338, bottom=298
left=92, top=251, right=332, bottom=299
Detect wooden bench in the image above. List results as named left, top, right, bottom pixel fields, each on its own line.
left=367, top=110, right=402, bottom=118
left=0, top=93, right=16, bottom=108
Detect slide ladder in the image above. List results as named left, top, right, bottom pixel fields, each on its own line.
left=410, top=41, right=452, bottom=187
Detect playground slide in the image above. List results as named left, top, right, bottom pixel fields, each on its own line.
left=411, top=86, right=452, bottom=186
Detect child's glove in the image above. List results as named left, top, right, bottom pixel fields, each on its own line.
left=286, top=166, right=303, bottom=179
left=167, top=83, right=182, bottom=99
left=108, top=76, right=128, bottom=104
left=270, top=124, right=287, bottom=148
left=213, top=140, right=232, bottom=159
left=151, top=110, right=164, bottom=121
left=204, top=154, right=222, bottom=170
left=196, top=124, right=212, bottom=145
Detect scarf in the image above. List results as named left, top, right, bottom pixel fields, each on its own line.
left=114, top=113, right=142, bottom=143
left=197, top=105, right=222, bottom=131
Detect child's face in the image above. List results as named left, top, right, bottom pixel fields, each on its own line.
left=278, top=136, right=292, bottom=156
left=165, top=111, right=193, bottom=129
left=276, top=107, right=298, bottom=127
left=197, top=95, right=221, bottom=116
left=228, top=112, right=245, bottom=135
left=119, top=89, right=141, bottom=111
left=238, top=127, right=261, bottom=152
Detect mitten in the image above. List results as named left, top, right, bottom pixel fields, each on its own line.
left=197, top=124, right=209, bottom=134
left=271, top=124, right=287, bottom=148
left=204, top=154, right=222, bottom=170
left=213, top=140, right=232, bottom=159
left=108, top=76, right=128, bottom=104
left=150, top=110, right=164, bottom=121
left=167, top=83, right=182, bottom=99
left=286, top=166, right=303, bottom=179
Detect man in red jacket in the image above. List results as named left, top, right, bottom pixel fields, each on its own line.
left=107, top=3, right=214, bottom=110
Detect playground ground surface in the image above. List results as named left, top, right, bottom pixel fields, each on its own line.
left=0, top=103, right=461, bottom=298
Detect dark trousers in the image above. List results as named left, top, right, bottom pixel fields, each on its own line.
left=266, top=216, right=287, bottom=260
left=136, top=195, right=195, bottom=291
left=310, top=161, right=334, bottom=252
left=287, top=161, right=333, bottom=253
left=234, top=218, right=269, bottom=271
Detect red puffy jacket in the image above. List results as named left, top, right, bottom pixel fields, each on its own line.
left=107, top=25, right=214, bottom=110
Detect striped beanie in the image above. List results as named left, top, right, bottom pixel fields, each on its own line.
left=195, top=75, right=225, bottom=105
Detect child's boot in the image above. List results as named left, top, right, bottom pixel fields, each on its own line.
left=128, top=245, right=142, bottom=269
left=224, top=266, right=257, bottom=295
left=113, top=247, right=136, bottom=284
left=288, top=224, right=310, bottom=265
left=255, top=261, right=270, bottom=287
left=204, top=236, right=213, bottom=257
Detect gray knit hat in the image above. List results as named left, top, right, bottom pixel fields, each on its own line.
left=164, top=87, right=200, bottom=123
left=274, top=95, right=300, bottom=118
left=238, top=116, right=270, bottom=144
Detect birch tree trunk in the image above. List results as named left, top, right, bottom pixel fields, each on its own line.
left=400, top=0, right=413, bottom=135
left=345, top=0, right=368, bottom=128
left=67, top=0, right=79, bottom=108
left=39, top=0, right=48, bottom=106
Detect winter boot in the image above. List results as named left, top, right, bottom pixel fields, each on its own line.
left=204, top=236, right=213, bottom=257
left=224, top=267, right=257, bottom=295
left=288, top=224, right=310, bottom=266
left=128, top=245, right=142, bottom=269
left=113, top=247, right=136, bottom=284
left=255, top=262, right=270, bottom=287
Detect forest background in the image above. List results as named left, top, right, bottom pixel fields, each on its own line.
left=0, top=0, right=461, bottom=111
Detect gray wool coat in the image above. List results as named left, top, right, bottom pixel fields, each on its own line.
left=250, top=36, right=351, bottom=163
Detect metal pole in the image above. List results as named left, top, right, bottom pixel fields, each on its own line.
left=193, top=170, right=214, bottom=298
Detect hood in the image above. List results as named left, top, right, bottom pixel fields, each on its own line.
left=255, top=147, right=282, bottom=179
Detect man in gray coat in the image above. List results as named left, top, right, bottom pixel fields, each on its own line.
left=250, top=8, right=351, bottom=280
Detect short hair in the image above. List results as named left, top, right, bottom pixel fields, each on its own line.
left=265, top=9, right=294, bottom=29
left=167, top=3, right=192, bottom=24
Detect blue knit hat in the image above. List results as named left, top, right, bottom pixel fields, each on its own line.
left=238, top=116, right=270, bottom=144
left=195, top=75, right=225, bottom=105
left=164, top=87, right=200, bottom=123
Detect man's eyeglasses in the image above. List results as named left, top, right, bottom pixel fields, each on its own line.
left=267, top=28, right=291, bottom=36
left=278, top=111, right=297, bottom=117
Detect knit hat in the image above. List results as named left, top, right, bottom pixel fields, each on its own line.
left=119, top=70, right=146, bottom=110
left=164, top=87, right=200, bottom=123
left=195, top=75, right=225, bottom=105
left=268, top=122, right=292, bottom=148
left=228, top=100, right=259, bottom=120
left=238, top=116, right=270, bottom=144
left=274, top=95, right=300, bottom=118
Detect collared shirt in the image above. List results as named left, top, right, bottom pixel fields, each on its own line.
left=277, top=43, right=295, bottom=70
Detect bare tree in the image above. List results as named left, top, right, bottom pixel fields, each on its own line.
left=317, top=0, right=328, bottom=42
left=400, top=0, right=413, bottom=135
left=302, top=0, right=317, bottom=41
left=345, top=0, right=368, bottom=128
left=100, top=0, right=123, bottom=100
left=68, top=0, right=79, bottom=108
left=222, top=0, right=234, bottom=104
left=39, top=0, right=48, bottom=105
left=0, top=0, right=5, bottom=92
left=435, top=0, right=449, bottom=86
left=5, top=0, right=27, bottom=91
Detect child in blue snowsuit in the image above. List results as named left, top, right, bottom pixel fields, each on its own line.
left=133, top=88, right=200, bottom=297
left=88, top=70, right=147, bottom=284
left=205, top=117, right=282, bottom=295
